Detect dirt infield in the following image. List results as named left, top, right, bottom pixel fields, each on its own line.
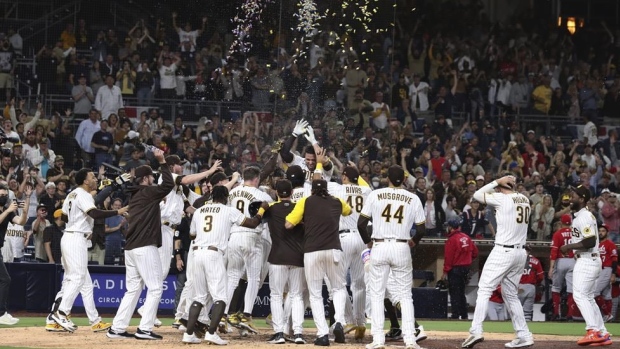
left=0, top=326, right=583, bottom=349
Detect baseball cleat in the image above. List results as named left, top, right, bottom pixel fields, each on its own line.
left=405, top=342, right=423, bottom=349
left=267, top=332, right=286, bottom=344
left=344, top=323, right=356, bottom=334
left=236, top=313, right=258, bottom=334
left=134, top=328, right=163, bottom=340
left=294, top=334, right=306, bottom=344
left=106, top=328, right=134, bottom=339
left=386, top=327, right=402, bottom=341
left=589, top=338, right=613, bottom=346
left=314, top=335, right=329, bottom=346
left=354, top=326, right=366, bottom=340
left=218, top=316, right=229, bottom=334
left=505, top=336, right=534, bottom=348
left=365, top=342, right=386, bottom=349
left=182, top=332, right=202, bottom=344
left=227, top=313, right=240, bottom=327
left=415, top=325, right=427, bottom=342
left=0, top=312, right=19, bottom=325
left=172, top=318, right=182, bottom=329
left=577, top=330, right=607, bottom=346
left=91, top=321, right=112, bottom=332
left=265, top=313, right=273, bottom=327
left=333, top=322, right=345, bottom=343
left=45, top=323, right=67, bottom=332
left=462, top=334, right=484, bottom=348
left=204, top=332, right=229, bottom=345
left=51, top=311, right=76, bottom=332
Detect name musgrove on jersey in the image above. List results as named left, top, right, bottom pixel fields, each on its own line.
left=377, top=192, right=413, bottom=204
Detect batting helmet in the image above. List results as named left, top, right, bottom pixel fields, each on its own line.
left=248, top=201, right=263, bottom=216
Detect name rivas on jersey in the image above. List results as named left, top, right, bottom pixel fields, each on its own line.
left=346, top=186, right=363, bottom=195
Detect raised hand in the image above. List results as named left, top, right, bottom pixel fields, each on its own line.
left=305, top=126, right=318, bottom=145
left=292, top=120, right=309, bottom=137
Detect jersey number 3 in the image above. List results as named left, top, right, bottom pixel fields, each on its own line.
left=381, top=204, right=404, bottom=224
left=203, top=215, right=213, bottom=233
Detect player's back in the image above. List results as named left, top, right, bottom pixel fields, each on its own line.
left=551, top=227, right=575, bottom=258
left=572, top=208, right=599, bottom=254
left=192, top=202, right=242, bottom=252
left=360, top=187, right=424, bottom=239
left=290, top=184, right=311, bottom=203
left=228, top=185, right=272, bottom=233
left=328, top=182, right=372, bottom=230
left=485, top=191, right=529, bottom=246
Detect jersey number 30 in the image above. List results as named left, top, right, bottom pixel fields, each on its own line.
left=516, top=206, right=530, bottom=224
left=381, top=204, right=404, bottom=224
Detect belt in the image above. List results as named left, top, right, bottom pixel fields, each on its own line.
left=373, top=238, right=409, bottom=243
left=192, top=245, right=220, bottom=253
left=162, top=221, right=178, bottom=230
left=495, top=243, right=524, bottom=249
left=339, top=229, right=357, bottom=233
left=64, top=231, right=90, bottom=237
left=574, top=252, right=599, bottom=259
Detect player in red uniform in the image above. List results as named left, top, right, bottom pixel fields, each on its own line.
left=548, top=214, right=576, bottom=320
left=518, top=245, right=544, bottom=321
left=596, top=224, right=618, bottom=322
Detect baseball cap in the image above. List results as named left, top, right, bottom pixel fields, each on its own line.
left=467, top=180, right=476, bottom=186
left=204, top=119, right=213, bottom=125
left=312, top=179, right=327, bottom=192
left=127, top=130, right=139, bottom=140
left=209, top=172, right=228, bottom=186
left=45, top=182, right=56, bottom=189
left=286, top=165, right=305, bottom=181
left=601, top=188, right=611, bottom=194
left=134, top=165, right=153, bottom=179
left=446, top=217, right=462, bottom=229
left=527, top=130, right=535, bottom=134
left=562, top=194, right=570, bottom=201
left=531, top=171, right=540, bottom=177
left=560, top=213, right=573, bottom=225
left=475, top=175, right=485, bottom=181
left=242, top=149, right=251, bottom=155
left=275, top=179, right=292, bottom=198
left=53, top=209, right=63, bottom=219
left=39, top=137, right=48, bottom=144
left=336, top=121, right=344, bottom=126
left=600, top=224, right=610, bottom=232
left=165, top=155, right=187, bottom=166
left=414, top=167, right=423, bottom=174
left=387, top=165, right=405, bottom=186
left=36, top=203, right=47, bottom=211
left=342, top=166, right=359, bottom=184
left=571, top=185, right=591, bottom=202
left=55, top=155, right=64, bottom=162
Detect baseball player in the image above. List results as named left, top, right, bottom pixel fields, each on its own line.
left=487, top=286, right=506, bottom=321
left=595, top=224, right=618, bottom=322
left=182, top=185, right=266, bottom=345
left=0, top=184, right=29, bottom=326
left=327, top=165, right=371, bottom=339
left=461, top=175, right=534, bottom=349
left=559, top=185, right=611, bottom=346
left=518, top=246, right=544, bottom=321
left=263, top=180, right=306, bottom=344
left=357, top=165, right=426, bottom=349
left=51, top=168, right=127, bottom=333
left=223, top=166, right=273, bottom=332
left=286, top=173, right=352, bottom=345
left=279, top=120, right=334, bottom=185
left=548, top=214, right=576, bottom=320
left=443, top=217, right=478, bottom=321
left=107, top=151, right=175, bottom=340
left=138, top=156, right=223, bottom=326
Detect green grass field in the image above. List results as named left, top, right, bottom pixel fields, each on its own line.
left=2, top=316, right=619, bottom=337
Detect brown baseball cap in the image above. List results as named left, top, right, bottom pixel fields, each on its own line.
left=165, top=155, right=187, bottom=166
left=275, top=179, right=292, bottom=198
left=342, top=166, right=359, bottom=184
left=387, top=165, right=405, bottom=186
left=571, top=185, right=591, bottom=202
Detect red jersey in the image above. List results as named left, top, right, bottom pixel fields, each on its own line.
left=490, top=286, right=504, bottom=304
left=612, top=266, right=620, bottom=298
left=443, top=229, right=478, bottom=273
left=598, top=239, right=618, bottom=268
left=520, top=255, right=544, bottom=285
left=550, top=227, right=575, bottom=259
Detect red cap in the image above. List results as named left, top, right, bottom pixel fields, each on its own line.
left=560, top=214, right=572, bottom=225
left=600, top=224, right=610, bottom=232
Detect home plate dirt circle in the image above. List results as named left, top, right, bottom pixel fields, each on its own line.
left=0, top=326, right=579, bottom=349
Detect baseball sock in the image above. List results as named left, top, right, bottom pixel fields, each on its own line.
left=551, top=292, right=560, bottom=315
left=328, top=300, right=335, bottom=326
left=51, top=297, right=62, bottom=313
left=604, top=300, right=612, bottom=316
left=186, top=301, right=204, bottom=336
left=566, top=293, right=575, bottom=318
left=229, top=279, right=248, bottom=315
left=384, top=299, right=400, bottom=329
left=209, top=301, right=226, bottom=335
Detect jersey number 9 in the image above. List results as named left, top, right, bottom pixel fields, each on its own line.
left=236, top=201, right=245, bottom=213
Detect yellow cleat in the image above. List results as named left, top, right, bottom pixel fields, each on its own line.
left=355, top=326, right=366, bottom=340
left=237, top=313, right=258, bottom=334
left=344, top=324, right=356, bottom=334
left=46, top=323, right=67, bottom=332
left=91, top=321, right=112, bottom=332
left=227, top=313, right=240, bottom=327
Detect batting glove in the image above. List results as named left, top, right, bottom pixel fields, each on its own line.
left=305, top=126, right=318, bottom=145
left=292, top=120, right=309, bottom=137
left=115, top=173, right=132, bottom=185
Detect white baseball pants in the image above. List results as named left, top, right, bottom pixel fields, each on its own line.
left=192, top=248, right=227, bottom=303
left=175, top=247, right=194, bottom=320
left=573, top=256, right=607, bottom=333
left=111, top=245, right=162, bottom=332
left=339, top=230, right=367, bottom=327
left=225, top=233, right=263, bottom=315
left=269, top=264, right=304, bottom=334
left=159, top=225, right=175, bottom=278
left=57, top=232, right=96, bottom=317
left=304, top=249, right=347, bottom=337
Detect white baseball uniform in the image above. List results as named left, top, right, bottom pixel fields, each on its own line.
left=5, top=221, right=25, bottom=260
left=190, top=202, right=246, bottom=306
left=287, top=155, right=333, bottom=184
left=328, top=181, right=372, bottom=327
left=360, top=187, right=424, bottom=346
left=290, top=184, right=311, bottom=203
left=469, top=183, right=532, bottom=341
left=571, top=208, right=607, bottom=334
left=225, top=185, right=273, bottom=315
left=56, top=187, right=102, bottom=321
left=158, top=173, right=184, bottom=278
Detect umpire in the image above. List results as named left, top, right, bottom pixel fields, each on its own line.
left=285, top=178, right=352, bottom=346
left=442, top=217, right=478, bottom=320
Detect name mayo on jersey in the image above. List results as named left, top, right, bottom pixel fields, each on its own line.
left=377, top=192, right=413, bottom=204
left=200, top=206, right=221, bottom=214
left=229, top=189, right=256, bottom=202
left=512, top=196, right=530, bottom=204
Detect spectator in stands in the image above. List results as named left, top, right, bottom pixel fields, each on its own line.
left=30, top=137, right=55, bottom=178
left=345, top=60, right=368, bottom=109
left=424, top=188, right=445, bottom=237
left=172, top=13, right=207, bottom=61
left=31, top=203, right=49, bottom=263
left=579, top=78, right=601, bottom=123
left=72, top=73, right=95, bottom=119
left=532, top=76, right=552, bottom=115
left=116, top=60, right=136, bottom=97
left=60, top=23, right=75, bottom=50
left=43, top=209, right=64, bottom=264
left=408, top=73, right=430, bottom=114
left=461, top=198, right=493, bottom=239
left=158, top=51, right=180, bottom=99
left=431, top=77, right=456, bottom=118
left=95, top=74, right=123, bottom=120
left=370, top=92, right=390, bottom=131
left=136, top=62, right=154, bottom=105
left=91, top=120, right=114, bottom=169
left=532, top=194, right=555, bottom=240
left=75, top=109, right=101, bottom=168
left=123, top=147, right=147, bottom=171
left=600, top=190, right=620, bottom=243
left=104, top=198, right=127, bottom=265
left=89, top=60, right=104, bottom=96
left=6, top=28, right=22, bottom=58
left=0, top=34, right=16, bottom=102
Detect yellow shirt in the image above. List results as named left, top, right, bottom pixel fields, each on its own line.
left=532, top=85, right=552, bottom=114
